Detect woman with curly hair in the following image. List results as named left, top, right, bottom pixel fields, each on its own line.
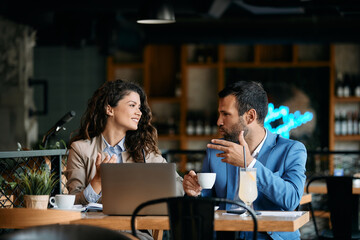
left=65, top=79, right=184, bottom=206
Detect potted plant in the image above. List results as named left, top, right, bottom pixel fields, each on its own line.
left=15, top=164, right=59, bottom=209
left=0, top=176, right=17, bottom=208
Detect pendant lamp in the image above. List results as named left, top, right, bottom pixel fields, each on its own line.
left=137, top=0, right=176, bottom=24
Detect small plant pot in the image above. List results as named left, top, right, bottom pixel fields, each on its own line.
left=24, top=195, right=49, bottom=209
left=0, top=195, right=14, bottom=208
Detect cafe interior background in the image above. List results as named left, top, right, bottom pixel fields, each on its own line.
left=1, top=0, right=360, bottom=238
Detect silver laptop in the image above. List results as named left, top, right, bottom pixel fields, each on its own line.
left=101, top=163, right=177, bottom=215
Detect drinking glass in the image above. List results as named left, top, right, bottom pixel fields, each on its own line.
left=239, top=168, right=258, bottom=216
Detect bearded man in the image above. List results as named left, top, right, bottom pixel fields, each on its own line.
left=182, top=81, right=307, bottom=240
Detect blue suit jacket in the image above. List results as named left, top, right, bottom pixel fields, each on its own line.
left=201, top=130, right=307, bottom=240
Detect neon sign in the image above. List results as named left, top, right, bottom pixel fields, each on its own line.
left=264, top=103, right=314, bottom=139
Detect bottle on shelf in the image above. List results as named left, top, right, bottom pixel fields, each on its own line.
left=335, top=110, right=341, bottom=135
left=349, top=74, right=356, bottom=97
left=358, top=111, right=360, bottom=135
left=336, top=72, right=344, bottom=97
left=357, top=111, right=360, bottom=135
left=195, top=120, right=204, bottom=135
left=341, top=110, right=348, bottom=135
left=186, top=120, right=195, bottom=135
left=347, top=111, right=353, bottom=135
left=204, top=121, right=212, bottom=135
left=343, top=74, right=351, bottom=97
left=355, top=76, right=360, bottom=97
left=353, top=112, right=359, bottom=135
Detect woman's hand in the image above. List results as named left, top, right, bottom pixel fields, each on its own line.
left=90, top=153, right=117, bottom=194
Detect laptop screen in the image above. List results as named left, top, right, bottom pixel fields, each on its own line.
left=101, top=163, right=177, bottom=215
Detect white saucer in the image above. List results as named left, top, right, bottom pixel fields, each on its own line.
left=52, top=204, right=85, bottom=212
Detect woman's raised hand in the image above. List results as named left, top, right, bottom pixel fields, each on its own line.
left=91, top=153, right=117, bottom=194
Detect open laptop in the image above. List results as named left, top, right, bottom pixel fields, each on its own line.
left=101, top=163, right=177, bottom=215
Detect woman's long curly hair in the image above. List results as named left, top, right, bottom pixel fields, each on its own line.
left=70, top=79, right=159, bottom=162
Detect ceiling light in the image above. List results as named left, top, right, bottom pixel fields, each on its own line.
left=137, top=0, right=175, bottom=24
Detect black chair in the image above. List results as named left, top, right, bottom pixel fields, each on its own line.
left=306, top=176, right=360, bottom=240
left=131, top=196, right=257, bottom=240
left=0, top=224, right=136, bottom=240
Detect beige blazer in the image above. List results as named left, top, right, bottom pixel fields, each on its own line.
left=65, top=135, right=184, bottom=205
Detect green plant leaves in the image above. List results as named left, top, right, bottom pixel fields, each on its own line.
left=16, top=164, right=59, bottom=196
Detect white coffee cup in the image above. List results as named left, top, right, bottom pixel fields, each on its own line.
left=197, top=173, right=216, bottom=189
left=49, top=194, right=75, bottom=209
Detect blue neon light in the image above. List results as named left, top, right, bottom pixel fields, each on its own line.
left=264, top=103, right=314, bottom=139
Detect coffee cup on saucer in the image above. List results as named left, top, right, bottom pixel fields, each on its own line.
left=49, top=194, right=75, bottom=209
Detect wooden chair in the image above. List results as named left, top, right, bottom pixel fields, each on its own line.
left=131, top=196, right=258, bottom=240
left=306, top=176, right=360, bottom=240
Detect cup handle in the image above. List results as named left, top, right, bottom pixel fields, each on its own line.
left=49, top=196, right=56, bottom=207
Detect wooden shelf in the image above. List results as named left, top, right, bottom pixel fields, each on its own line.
left=334, top=135, right=360, bottom=141
left=334, top=97, right=360, bottom=103
left=225, top=61, right=331, bottom=68
left=185, top=63, right=219, bottom=68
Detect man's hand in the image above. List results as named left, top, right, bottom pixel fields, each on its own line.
left=207, top=131, right=253, bottom=167
left=183, top=170, right=202, bottom=196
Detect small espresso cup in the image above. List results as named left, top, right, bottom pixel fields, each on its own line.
left=49, top=194, right=75, bottom=209
left=197, top=173, right=216, bottom=189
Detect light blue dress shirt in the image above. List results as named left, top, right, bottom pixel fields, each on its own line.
left=83, top=136, right=125, bottom=203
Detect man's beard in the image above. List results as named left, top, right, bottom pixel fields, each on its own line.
left=221, top=119, right=248, bottom=142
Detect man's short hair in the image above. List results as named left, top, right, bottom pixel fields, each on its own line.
left=218, top=81, right=268, bottom=124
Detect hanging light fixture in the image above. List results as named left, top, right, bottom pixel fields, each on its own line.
left=137, top=0, right=175, bottom=24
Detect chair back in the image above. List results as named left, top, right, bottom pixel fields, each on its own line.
left=131, top=196, right=258, bottom=240
left=326, top=176, right=354, bottom=239
left=306, top=176, right=357, bottom=239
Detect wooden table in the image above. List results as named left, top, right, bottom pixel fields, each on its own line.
left=70, top=210, right=309, bottom=240
left=306, top=182, right=360, bottom=194
left=0, top=209, right=309, bottom=240
left=300, top=193, right=312, bottom=205
left=0, top=208, right=82, bottom=229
